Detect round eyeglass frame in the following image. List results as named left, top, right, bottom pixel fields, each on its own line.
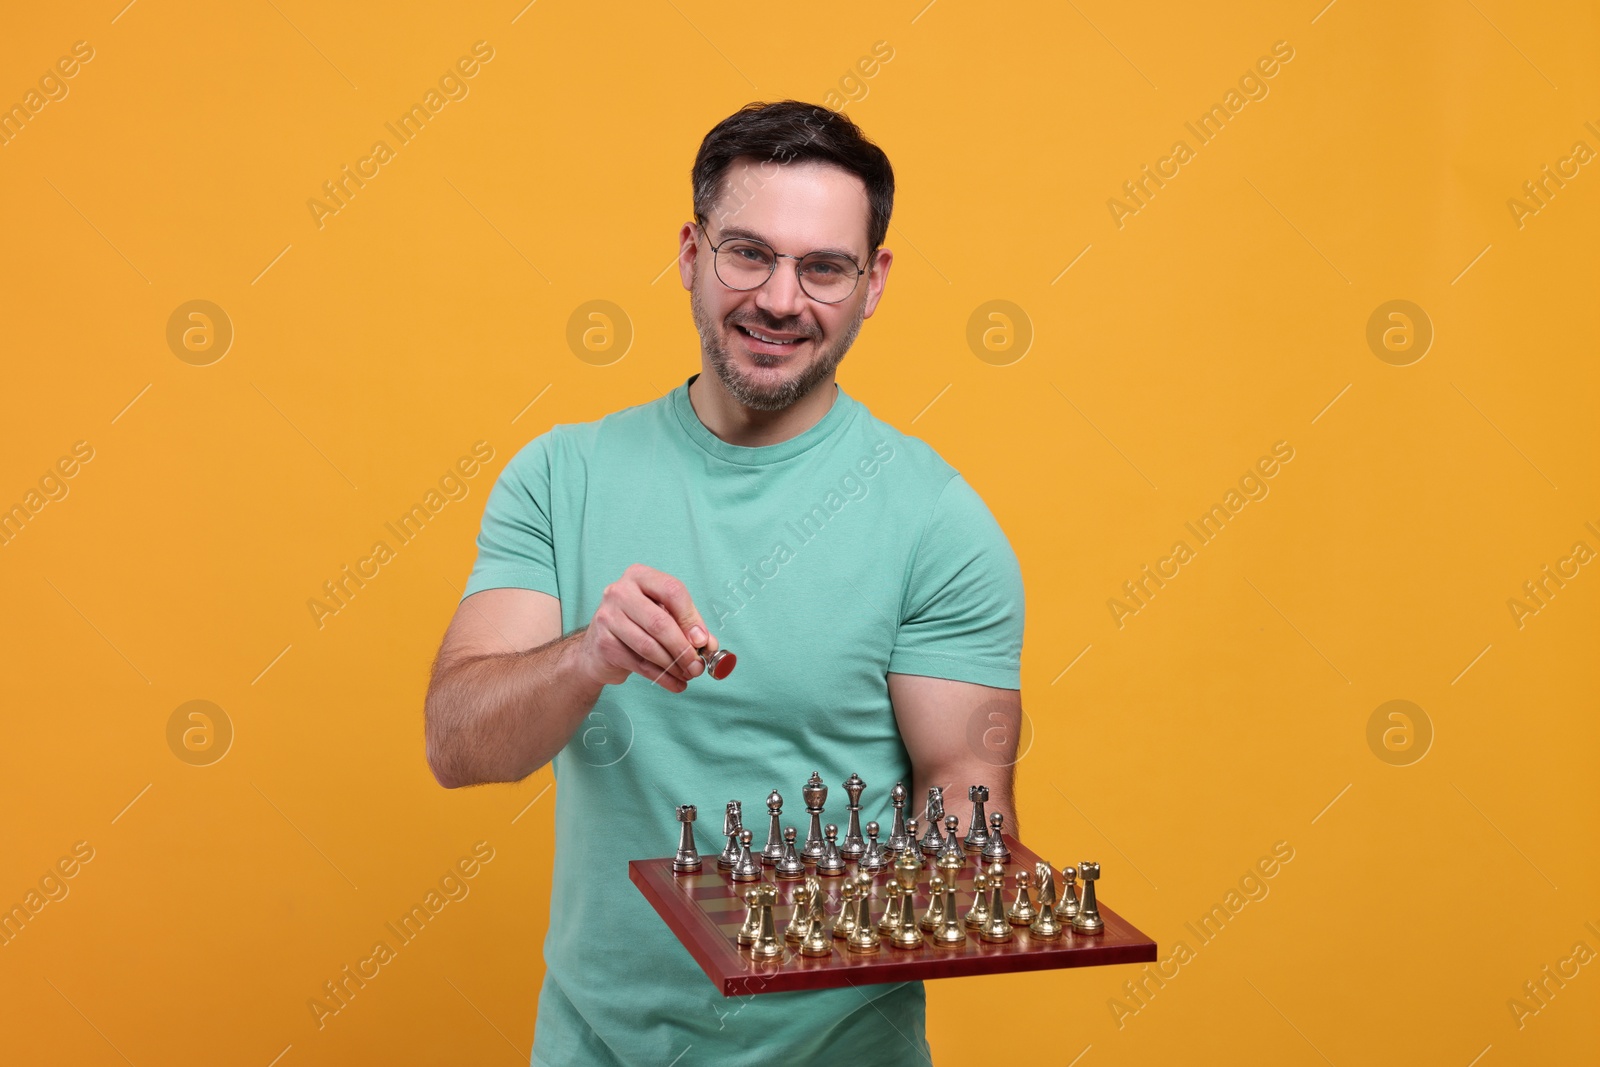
left=697, top=222, right=867, bottom=304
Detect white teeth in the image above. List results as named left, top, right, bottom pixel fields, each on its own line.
left=743, top=327, right=797, bottom=345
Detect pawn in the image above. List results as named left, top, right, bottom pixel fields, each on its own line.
left=919, top=871, right=947, bottom=932
left=736, top=885, right=762, bottom=946
left=786, top=882, right=813, bottom=945
left=903, top=819, right=924, bottom=871
left=750, top=883, right=783, bottom=959
left=980, top=862, right=1013, bottom=943
left=964, top=866, right=990, bottom=931
left=980, top=811, right=1011, bottom=865
left=731, top=828, right=761, bottom=883
left=774, top=826, right=805, bottom=880
left=1008, top=868, right=1037, bottom=926
left=1060, top=865, right=1080, bottom=922
left=936, top=814, right=964, bottom=867
left=846, top=883, right=881, bottom=954
left=831, top=880, right=859, bottom=941
left=877, top=875, right=902, bottom=935
left=816, top=823, right=846, bottom=876
left=860, top=820, right=887, bottom=873
left=1072, top=861, right=1104, bottom=935
left=932, top=871, right=966, bottom=946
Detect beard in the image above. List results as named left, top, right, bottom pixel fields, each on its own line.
left=690, top=277, right=866, bottom=412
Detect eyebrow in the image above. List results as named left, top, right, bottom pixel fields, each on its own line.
left=715, top=225, right=864, bottom=264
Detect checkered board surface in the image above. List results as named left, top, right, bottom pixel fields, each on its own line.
left=629, top=835, right=1157, bottom=996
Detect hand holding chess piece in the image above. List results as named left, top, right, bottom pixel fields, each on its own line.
left=576, top=563, right=723, bottom=692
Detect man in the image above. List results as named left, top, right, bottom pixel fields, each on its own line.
left=425, top=100, right=1025, bottom=1065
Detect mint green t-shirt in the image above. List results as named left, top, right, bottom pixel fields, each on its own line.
left=462, top=373, right=1024, bottom=1067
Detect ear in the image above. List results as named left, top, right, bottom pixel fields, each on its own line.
left=677, top=222, right=700, bottom=291
left=861, top=247, right=894, bottom=320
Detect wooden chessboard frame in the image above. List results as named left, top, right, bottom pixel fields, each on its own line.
left=629, top=835, right=1157, bottom=996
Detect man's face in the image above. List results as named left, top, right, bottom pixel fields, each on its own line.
left=679, top=157, right=892, bottom=412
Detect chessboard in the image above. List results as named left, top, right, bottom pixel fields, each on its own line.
left=629, top=835, right=1157, bottom=997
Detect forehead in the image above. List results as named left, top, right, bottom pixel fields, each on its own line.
left=708, top=156, right=871, bottom=255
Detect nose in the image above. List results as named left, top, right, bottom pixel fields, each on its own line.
left=755, top=262, right=808, bottom=320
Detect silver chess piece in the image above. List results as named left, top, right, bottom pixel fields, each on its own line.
left=919, top=787, right=945, bottom=856
left=885, top=782, right=910, bottom=854
left=718, top=800, right=743, bottom=871
left=775, top=826, right=805, bottom=880
left=801, top=772, right=828, bottom=865
left=731, top=828, right=761, bottom=883
left=672, top=804, right=702, bottom=873
left=860, top=820, right=887, bottom=872
left=1072, top=861, right=1104, bottom=934
left=761, top=790, right=785, bottom=866
left=980, top=811, right=1011, bottom=865
left=841, top=773, right=867, bottom=858
left=698, top=647, right=736, bottom=679
left=936, top=814, right=964, bottom=867
left=964, top=785, right=990, bottom=852
left=817, top=823, right=846, bottom=876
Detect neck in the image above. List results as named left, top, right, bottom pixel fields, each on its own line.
left=687, top=370, right=838, bottom=448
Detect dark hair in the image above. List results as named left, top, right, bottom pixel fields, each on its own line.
left=691, top=100, right=895, bottom=256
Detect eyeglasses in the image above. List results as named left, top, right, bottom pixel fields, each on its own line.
left=698, top=223, right=867, bottom=304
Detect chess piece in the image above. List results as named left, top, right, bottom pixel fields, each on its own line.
left=1060, top=865, right=1080, bottom=922
left=919, top=787, right=945, bottom=855
left=932, top=868, right=966, bottom=946
left=774, top=826, right=805, bottom=880
left=801, top=773, right=828, bottom=865
left=860, top=821, right=887, bottom=873
left=1030, top=862, right=1063, bottom=940
left=964, top=865, right=991, bottom=930
left=964, top=785, right=990, bottom=852
left=847, top=883, right=881, bottom=954
left=831, top=879, right=859, bottom=940
left=698, top=647, right=736, bottom=679
left=799, top=887, right=832, bottom=958
left=980, top=811, right=1011, bottom=865
left=750, top=883, right=783, bottom=959
left=878, top=875, right=902, bottom=936
left=1008, top=868, right=1036, bottom=926
left=885, top=783, right=910, bottom=854
left=786, top=882, right=813, bottom=945
left=736, top=885, right=762, bottom=946
left=1072, top=861, right=1104, bottom=935
left=841, top=773, right=867, bottom=858
left=761, top=791, right=785, bottom=866
left=890, top=846, right=925, bottom=949
left=672, top=805, right=702, bottom=873
left=817, top=824, right=846, bottom=876
left=718, top=800, right=743, bottom=871
left=980, top=861, right=1013, bottom=943
left=936, top=814, right=964, bottom=867
left=902, top=819, right=923, bottom=871
left=731, top=828, right=761, bottom=883
left=919, top=871, right=946, bottom=932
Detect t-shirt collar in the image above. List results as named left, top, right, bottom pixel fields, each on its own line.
left=671, top=372, right=854, bottom=467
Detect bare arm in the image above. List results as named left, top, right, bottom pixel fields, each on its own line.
left=889, top=673, right=1022, bottom=840
left=425, top=566, right=720, bottom=788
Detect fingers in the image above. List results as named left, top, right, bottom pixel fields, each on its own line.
left=610, top=610, right=697, bottom=686
left=628, top=564, right=712, bottom=654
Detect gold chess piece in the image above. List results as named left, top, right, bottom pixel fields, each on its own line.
left=931, top=866, right=966, bottom=946
left=1071, top=861, right=1104, bottom=935
left=831, top=880, right=858, bottom=940
left=799, top=897, right=833, bottom=958
left=785, top=881, right=813, bottom=945
left=1029, top=862, right=1063, bottom=940
left=736, top=885, right=762, bottom=947
left=877, top=875, right=902, bottom=935
left=964, top=865, right=991, bottom=930
left=890, top=846, right=925, bottom=949
left=846, top=882, right=881, bottom=954
left=980, top=861, right=1013, bottom=943
left=919, top=871, right=946, bottom=932
left=1008, top=868, right=1037, bottom=926
left=1060, top=865, right=1080, bottom=922
left=750, top=883, right=783, bottom=959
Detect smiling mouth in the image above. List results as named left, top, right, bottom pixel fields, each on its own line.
left=734, top=323, right=810, bottom=349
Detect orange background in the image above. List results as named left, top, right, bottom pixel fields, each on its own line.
left=2, top=1, right=1596, bottom=1064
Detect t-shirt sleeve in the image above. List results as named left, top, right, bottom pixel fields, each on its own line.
left=461, top=433, right=560, bottom=601
left=887, top=474, right=1023, bottom=689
